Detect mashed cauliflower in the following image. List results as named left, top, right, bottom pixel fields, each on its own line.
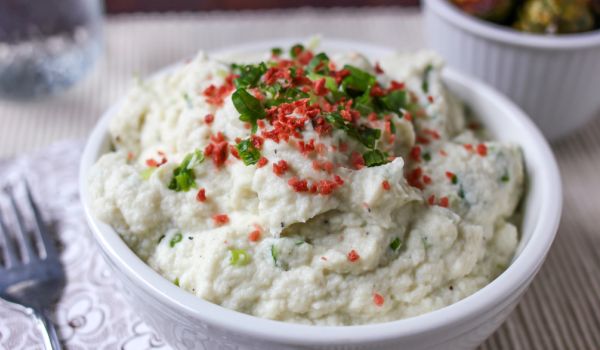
left=89, top=43, right=524, bottom=325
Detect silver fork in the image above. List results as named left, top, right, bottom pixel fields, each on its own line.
left=0, top=182, right=65, bottom=350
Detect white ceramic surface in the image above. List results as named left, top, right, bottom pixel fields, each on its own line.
left=424, top=0, right=600, bottom=140
left=79, top=39, right=562, bottom=350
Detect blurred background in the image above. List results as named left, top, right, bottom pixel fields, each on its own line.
left=105, top=0, right=419, bottom=12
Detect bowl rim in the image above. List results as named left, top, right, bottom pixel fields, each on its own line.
left=424, top=0, right=600, bottom=50
left=79, top=38, right=562, bottom=345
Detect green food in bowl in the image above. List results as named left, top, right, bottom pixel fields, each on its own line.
left=449, top=0, right=599, bottom=34
left=514, top=0, right=596, bottom=34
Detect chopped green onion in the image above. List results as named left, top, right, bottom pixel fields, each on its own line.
left=390, top=237, right=402, bottom=252
left=422, top=152, right=431, bottom=162
left=183, top=93, right=193, bottom=108
left=140, top=167, right=156, bottom=180
left=229, top=248, right=251, bottom=266
left=363, top=150, right=388, bottom=167
left=451, top=174, right=458, bottom=184
left=422, top=64, right=433, bottom=93
left=501, top=173, right=510, bottom=182
left=168, top=149, right=204, bottom=192
left=271, top=244, right=279, bottom=266
left=169, top=233, right=183, bottom=248
left=174, top=277, right=180, bottom=286
left=236, top=139, right=261, bottom=166
left=458, top=186, right=465, bottom=199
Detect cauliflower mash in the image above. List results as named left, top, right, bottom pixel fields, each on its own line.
left=89, top=43, right=524, bottom=325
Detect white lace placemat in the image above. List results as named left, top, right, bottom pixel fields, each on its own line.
left=0, top=141, right=168, bottom=350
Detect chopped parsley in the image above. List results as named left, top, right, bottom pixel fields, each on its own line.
left=363, top=149, right=388, bottom=167
left=232, top=88, right=266, bottom=133
left=271, top=47, right=283, bottom=56
left=169, top=232, right=183, bottom=248
left=236, top=139, right=261, bottom=166
left=307, top=52, right=330, bottom=74
left=324, top=112, right=381, bottom=149
left=229, top=248, right=251, bottom=266
left=290, top=44, right=304, bottom=58
left=380, top=90, right=408, bottom=112
left=231, top=62, right=267, bottom=89
left=168, top=149, right=204, bottom=192
left=422, top=152, right=432, bottom=162
left=174, top=277, right=180, bottom=286
left=501, top=173, right=510, bottom=182
left=341, top=65, right=376, bottom=96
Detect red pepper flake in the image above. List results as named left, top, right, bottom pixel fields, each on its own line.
left=230, top=145, right=240, bottom=159
left=477, top=143, right=488, bottom=157
left=210, top=141, right=229, bottom=167
left=389, top=80, right=405, bottom=91
left=347, top=249, right=360, bottom=262
left=407, top=167, right=424, bottom=189
left=428, top=194, right=436, bottom=205
left=272, top=160, right=289, bottom=176
left=464, top=144, right=474, bottom=152
left=368, top=112, right=378, bottom=122
left=404, top=112, right=413, bottom=122
left=204, top=114, right=214, bottom=124
left=213, top=214, right=229, bottom=225
left=196, top=188, right=207, bottom=202
left=446, top=171, right=456, bottom=181
left=334, top=175, right=344, bottom=185
left=351, top=152, right=365, bottom=170
left=321, top=256, right=328, bottom=261
left=127, top=152, right=135, bottom=161
left=257, top=157, right=269, bottom=168
left=248, top=230, right=261, bottom=242
left=317, top=180, right=337, bottom=195
left=339, top=142, right=349, bottom=152
left=423, top=129, right=441, bottom=140
left=288, top=177, right=309, bottom=192
left=439, top=196, right=449, bottom=208
left=370, top=84, right=386, bottom=97
left=428, top=95, right=435, bottom=103
left=373, top=293, right=384, bottom=306
left=382, top=180, right=391, bottom=191
left=410, top=146, right=422, bottom=162
left=423, top=175, right=432, bottom=185
left=374, top=62, right=384, bottom=74
left=416, top=136, right=430, bottom=145
left=439, top=149, right=448, bottom=157
left=313, top=78, right=328, bottom=96
left=146, top=159, right=158, bottom=167
left=202, top=78, right=234, bottom=107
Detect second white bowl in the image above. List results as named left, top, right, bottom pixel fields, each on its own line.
left=424, top=0, right=600, bottom=140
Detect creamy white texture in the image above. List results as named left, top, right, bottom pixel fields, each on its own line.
left=89, top=48, right=524, bottom=325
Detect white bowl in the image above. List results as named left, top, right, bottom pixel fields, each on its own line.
left=424, top=0, right=600, bottom=140
left=79, top=39, right=562, bottom=350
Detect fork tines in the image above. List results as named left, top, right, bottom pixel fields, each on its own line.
left=0, top=182, right=56, bottom=268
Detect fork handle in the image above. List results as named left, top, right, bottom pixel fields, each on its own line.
left=32, top=308, right=62, bottom=350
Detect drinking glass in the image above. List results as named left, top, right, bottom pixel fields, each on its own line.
left=0, top=0, right=103, bottom=100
